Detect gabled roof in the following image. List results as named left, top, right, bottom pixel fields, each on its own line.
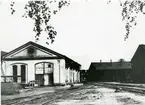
left=2, top=41, right=81, bottom=66
left=1, top=51, right=7, bottom=57
left=131, top=44, right=145, bottom=62
left=89, top=61, right=132, bottom=70
left=141, top=44, right=145, bottom=49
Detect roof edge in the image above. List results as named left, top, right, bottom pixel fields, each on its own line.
left=2, top=41, right=81, bottom=65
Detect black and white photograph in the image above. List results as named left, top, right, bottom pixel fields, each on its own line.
left=1, top=0, right=145, bottom=105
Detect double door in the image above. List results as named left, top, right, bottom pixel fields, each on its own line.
left=35, top=73, right=53, bottom=86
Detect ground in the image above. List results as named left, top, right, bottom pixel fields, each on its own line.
left=50, top=85, right=145, bottom=105
left=1, top=83, right=145, bottom=105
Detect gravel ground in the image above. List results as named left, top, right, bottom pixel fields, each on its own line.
left=50, top=85, right=145, bottom=105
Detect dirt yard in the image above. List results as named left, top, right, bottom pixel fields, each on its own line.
left=50, top=85, right=145, bottom=105
left=2, top=83, right=145, bottom=105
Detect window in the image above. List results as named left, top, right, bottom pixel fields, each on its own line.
left=45, top=63, right=53, bottom=74
left=27, top=47, right=35, bottom=57
left=35, top=63, right=44, bottom=74
left=35, top=62, right=53, bottom=74
left=11, top=63, right=27, bottom=83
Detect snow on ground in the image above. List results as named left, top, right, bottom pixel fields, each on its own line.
left=51, top=86, right=145, bottom=105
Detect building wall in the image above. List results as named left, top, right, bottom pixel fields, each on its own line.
left=65, top=68, right=80, bottom=84
left=87, top=65, right=97, bottom=81
left=2, top=59, right=65, bottom=85
left=131, top=46, right=145, bottom=83
left=87, top=68, right=132, bottom=82
left=2, top=59, right=80, bottom=85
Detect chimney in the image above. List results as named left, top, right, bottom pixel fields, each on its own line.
left=110, top=59, right=112, bottom=65
left=110, top=59, right=112, bottom=63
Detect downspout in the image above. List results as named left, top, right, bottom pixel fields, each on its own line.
left=58, top=60, right=61, bottom=84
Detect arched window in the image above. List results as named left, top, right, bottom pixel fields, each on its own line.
left=35, top=62, right=53, bottom=74
left=35, top=63, right=44, bottom=74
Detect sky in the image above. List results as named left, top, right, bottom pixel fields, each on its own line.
left=0, top=0, right=145, bottom=69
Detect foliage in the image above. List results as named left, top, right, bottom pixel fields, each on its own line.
left=9, top=0, right=145, bottom=41
left=10, top=0, right=70, bottom=44
left=109, top=0, right=145, bottom=40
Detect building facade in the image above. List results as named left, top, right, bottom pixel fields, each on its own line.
left=87, top=60, right=132, bottom=82
left=1, top=41, right=81, bottom=86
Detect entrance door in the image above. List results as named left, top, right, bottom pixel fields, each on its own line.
left=13, top=65, right=17, bottom=82
left=35, top=74, right=44, bottom=86
left=21, top=65, right=26, bottom=83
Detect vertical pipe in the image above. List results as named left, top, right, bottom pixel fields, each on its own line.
left=27, top=64, right=28, bottom=84
left=58, top=60, right=61, bottom=83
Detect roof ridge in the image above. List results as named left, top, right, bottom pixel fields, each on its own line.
left=139, top=44, right=145, bottom=46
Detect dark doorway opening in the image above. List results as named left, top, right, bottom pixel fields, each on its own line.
left=13, top=65, right=17, bottom=82
left=48, top=73, right=54, bottom=85
left=21, top=65, right=26, bottom=83
left=35, top=74, right=44, bottom=86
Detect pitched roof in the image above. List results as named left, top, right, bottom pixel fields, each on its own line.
left=1, top=51, right=7, bottom=57
left=141, top=44, right=145, bottom=48
left=131, top=44, right=145, bottom=62
left=2, top=41, right=81, bottom=66
left=90, top=61, right=132, bottom=70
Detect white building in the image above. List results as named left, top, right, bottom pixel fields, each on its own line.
left=1, top=41, right=81, bottom=86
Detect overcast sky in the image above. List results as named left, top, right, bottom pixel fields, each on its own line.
left=0, top=0, right=145, bottom=69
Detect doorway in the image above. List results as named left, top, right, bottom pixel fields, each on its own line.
left=48, top=73, right=54, bottom=85
left=21, top=65, right=26, bottom=83
left=13, top=65, right=17, bottom=82
left=35, top=62, right=54, bottom=86
left=35, top=74, right=44, bottom=86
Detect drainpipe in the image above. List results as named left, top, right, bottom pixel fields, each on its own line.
left=58, top=60, right=61, bottom=84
